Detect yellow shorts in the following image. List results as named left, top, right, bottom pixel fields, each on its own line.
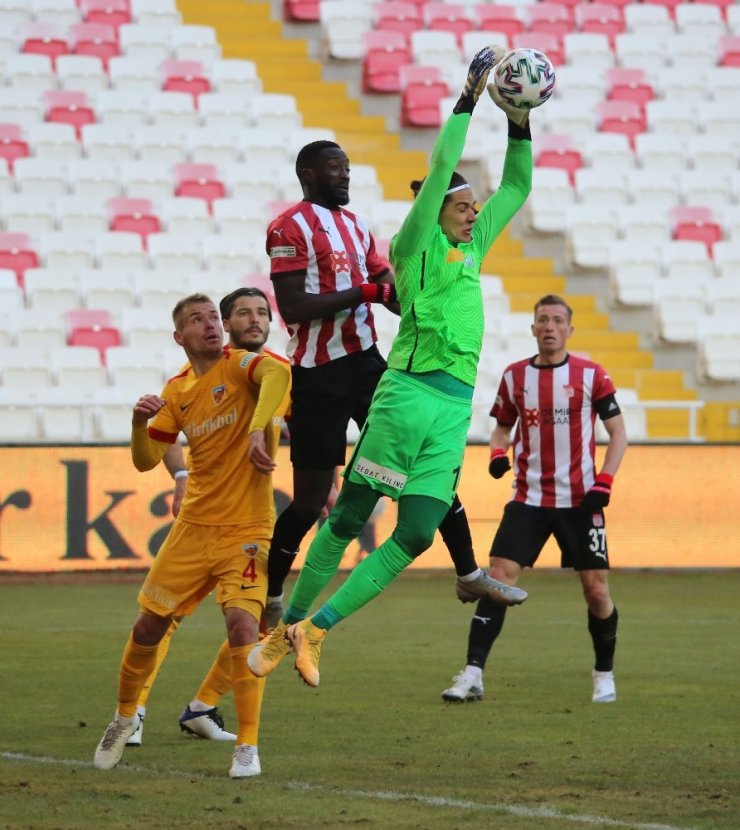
left=138, top=519, right=270, bottom=623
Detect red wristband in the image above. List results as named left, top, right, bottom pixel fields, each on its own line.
left=594, top=472, right=614, bottom=487
left=360, top=284, right=378, bottom=303
left=490, top=448, right=507, bottom=461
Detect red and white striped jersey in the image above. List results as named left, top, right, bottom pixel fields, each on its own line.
left=491, top=355, right=618, bottom=508
left=266, top=200, right=389, bottom=367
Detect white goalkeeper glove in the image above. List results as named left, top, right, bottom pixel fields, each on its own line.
left=487, top=80, right=530, bottom=129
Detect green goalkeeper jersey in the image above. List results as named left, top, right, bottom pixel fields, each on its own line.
left=387, top=112, right=532, bottom=388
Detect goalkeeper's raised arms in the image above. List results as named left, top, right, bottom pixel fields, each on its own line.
left=453, top=44, right=507, bottom=115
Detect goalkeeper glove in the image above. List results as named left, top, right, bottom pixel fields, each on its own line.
left=488, top=447, right=511, bottom=479
left=581, top=472, right=613, bottom=512
left=454, top=45, right=506, bottom=115
left=487, top=80, right=531, bottom=129
left=360, top=283, right=396, bottom=305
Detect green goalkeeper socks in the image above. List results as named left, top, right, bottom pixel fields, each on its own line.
left=312, top=537, right=413, bottom=629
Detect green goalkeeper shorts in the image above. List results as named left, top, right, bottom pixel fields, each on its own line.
left=344, top=369, right=471, bottom=505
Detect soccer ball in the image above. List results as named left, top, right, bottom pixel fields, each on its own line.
left=493, top=48, right=556, bottom=110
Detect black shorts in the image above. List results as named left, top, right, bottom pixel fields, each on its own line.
left=490, top=501, right=610, bottom=571
left=288, top=345, right=387, bottom=470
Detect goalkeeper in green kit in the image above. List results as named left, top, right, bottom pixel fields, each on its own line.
left=249, top=46, right=533, bottom=687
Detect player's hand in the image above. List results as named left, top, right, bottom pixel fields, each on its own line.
left=488, top=447, right=511, bottom=479
left=581, top=473, right=613, bottom=512
left=132, top=394, right=166, bottom=425
left=487, top=80, right=530, bottom=128
left=248, top=430, right=276, bottom=474
left=360, top=283, right=397, bottom=305
left=172, top=476, right=187, bottom=518
left=454, top=46, right=501, bottom=114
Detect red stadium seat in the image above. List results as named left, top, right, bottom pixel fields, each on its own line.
left=0, top=124, right=30, bottom=172
left=44, top=90, right=96, bottom=138
left=81, top=0, right=131, bottom=31
left=574, top=3, right=624, bottom=47
left=362, top=30, right=411, bottom=94
left=526, top=3, right=574, bottom=39
left=108, top=197, right=162, bottom=243
left=424, top=3, right=474, bottom=45
left=400, top=65, right=448, bottom=127
left=283, top=0, right=320, bottom=22
left=475, top=4, right=525, bottom=39
left=670, top=206, right=723, bottom=257
left=0, top=232, right=39, bottom=289
left=596, top=100, right=646, bottom=148
left=21, top=22, right=69, bottom=66
left=606, top=68, right=655, bottom=107
left=535, top=134, right=583, bottom=185
left=719, top=35, right=740, bottom=66
left=70, top=23, right=120, bottom=69
left=373, top=2, right=423, bottom=37
left=174, top=162, right=226, bottom=209
left=67, top=318, right=122, bottom=361
left=162, top=59, right=212, bottom=103
left=512, top=32, right=564, bottom=65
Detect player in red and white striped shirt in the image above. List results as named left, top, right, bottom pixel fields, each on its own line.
left=264, top=140, right=509, bottom=624
left=442, top=295, right=628, bottom=705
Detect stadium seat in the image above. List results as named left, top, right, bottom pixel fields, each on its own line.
left=161, top=58, right=212, bottom=103
left=697, top=333, right=740, bottom=381
left=31, top=0, right=80, bottom=27
left=20, top=21, right=70, bottom=66
left=574, top=3, right=625, bottom=46
left=159, top=197, right=213, bottom=236
left=656, top=65, right=707, bottom=103
left=4, top=53, right=56, bottom=94
left=14, top=310, right=68, bottom=350
left=617, top=203, right=670, bottom=245
left=119, top=309, right=175, bottom=351
left=131, top=125, right=186, bottom=167
left=3, top=194, right=57, bottom=236
left=23, top=267, right=81, bottom=312
left=70, top=22, right=120, bottom=68
left=373, top=2, right=423, bottom=38
left=51, top=345, right=107, bottom=393
left=670, top=206, right=722, bottom=256
left=320, top=2, right=374, bottom=60
left=119, top=23, right=173, bottom=62
left=424, top=3, right=475, bottom=44
left=526, top=3, right=575, bottom=39
left=664, top=31, right=719, bottom=68
left=133, top=271, right=184, bottom=310
left=475, top=4, right=525, bottom=39
left=0, top=270, right=24, bottom=315
left=81, top=0, right=131, bottom=30
left=44, top=90, right=96, bottom=138
left=512, top=31, right=564, bottom=65
left=97, top=231, right=148, bottom=274
left=14, top=156, right=69, bottom=198
left=711, top=241, right=740, bottom=281
left=0, top=124, right=30, bottom=171
left=198, top=92, right=252, bottom=132
left=80, top=270, right=136, bottom=311
left=362, top=30, right=411, bottom=94
left=0, top=231, right=40, bottom=288
left=400, top=65, right=448, bottom=128
left=130, top=0, right=181, bottom=26
left=202, top=233, right=259, bottom=276
left=654, top=296, right=706, bottom=344
left=627, top=169, right=681, bottom=209
left=615, top=32, right=667, bottom=73
left=67, top=157, right=121, bottom=201
left=596, top=99, right=646, bottom=148
left=675, top=2, right=724, bottom=36
left=148, top=232, right=204, bottom=274
left=581, top=132, right=634, bottom=170
left=95, top=88, right=150, bottom=128
left=284, top=0, right=320, bottom=23
left=534, top=133, right=583, bottom=185
left=211, top=58, right=262, bottom=97
left=39, top=232, right=96, bottom=275
left=526, top=167, right=575, bottom=233
left=122, top=159, right=173, bottom=201
left=212, top=198, right=267, bottom=238
left=410, top=30, right=461, bottom=70
left=188, top=125, right=242, bottom=165
left=106, top=344, right=167, bottom=389
left=562, top=31, right=615, bottom=70
left=634, top=132, right=686, bottom=174
left=56, top=54, right=108, bottom=94
left=565, top=203, right=619, bottom=269
left=641, top=0, right=686, bottom=20
left=81, top=122, right=137, bottom=161
left=606, top=67, right=655, bottom=107
left=623, top=2, right=674, bottom=34
left=661, top=239, right=714, bottom=282
left=680, top=169, right=733, bottom=208
left=108, top=55, right=162, bottom=94
left=575, top=167, right=629, bottom=204
left=107, top=196, right=162, bottom=243
left=174, top=162, right=226, bottom=209
left=608, top=242, right=663, bottom=305
left=171, top=24, right=221, bottom=63
left=250, top=93, right=302, bottom=134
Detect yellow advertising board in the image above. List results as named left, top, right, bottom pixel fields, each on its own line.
left=0, top=444, right=738, bottom=572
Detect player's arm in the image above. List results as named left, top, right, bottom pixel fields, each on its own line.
left=489, top=420, right=514, bottom=478
left=272, top=270, right=393, bottom=324
left=582, top=397, right=628, bottom=510
left=162, top=442, right=188, bottom=517
left=131, top=394, right=175, bottom=471
left=242, top=354, right=292, bottom=473
left=600, top=410, right=628, bottom=479
left=393, top=47, right=498, bottom=259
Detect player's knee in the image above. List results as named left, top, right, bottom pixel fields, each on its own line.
left=393, top=524, right=436, bottom=558
left=133, top=611, right=172, bottom=645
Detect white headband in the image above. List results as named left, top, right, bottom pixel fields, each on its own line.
left=445, top=183, right=471, bottom=195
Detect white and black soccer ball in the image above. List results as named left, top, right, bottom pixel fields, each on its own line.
left=493, top=48, right=556, bottom=110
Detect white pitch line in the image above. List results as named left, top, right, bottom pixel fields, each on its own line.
left=2, top=751, right=700, bottom=830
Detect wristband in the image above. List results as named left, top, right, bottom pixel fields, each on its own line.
left=360, top=283, right=396, bottom=304
left=173, top=470, right=189, bottom=480
left=490, top=448, right=507, bottom=461
left=594, top=472, right=613, bottom=487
